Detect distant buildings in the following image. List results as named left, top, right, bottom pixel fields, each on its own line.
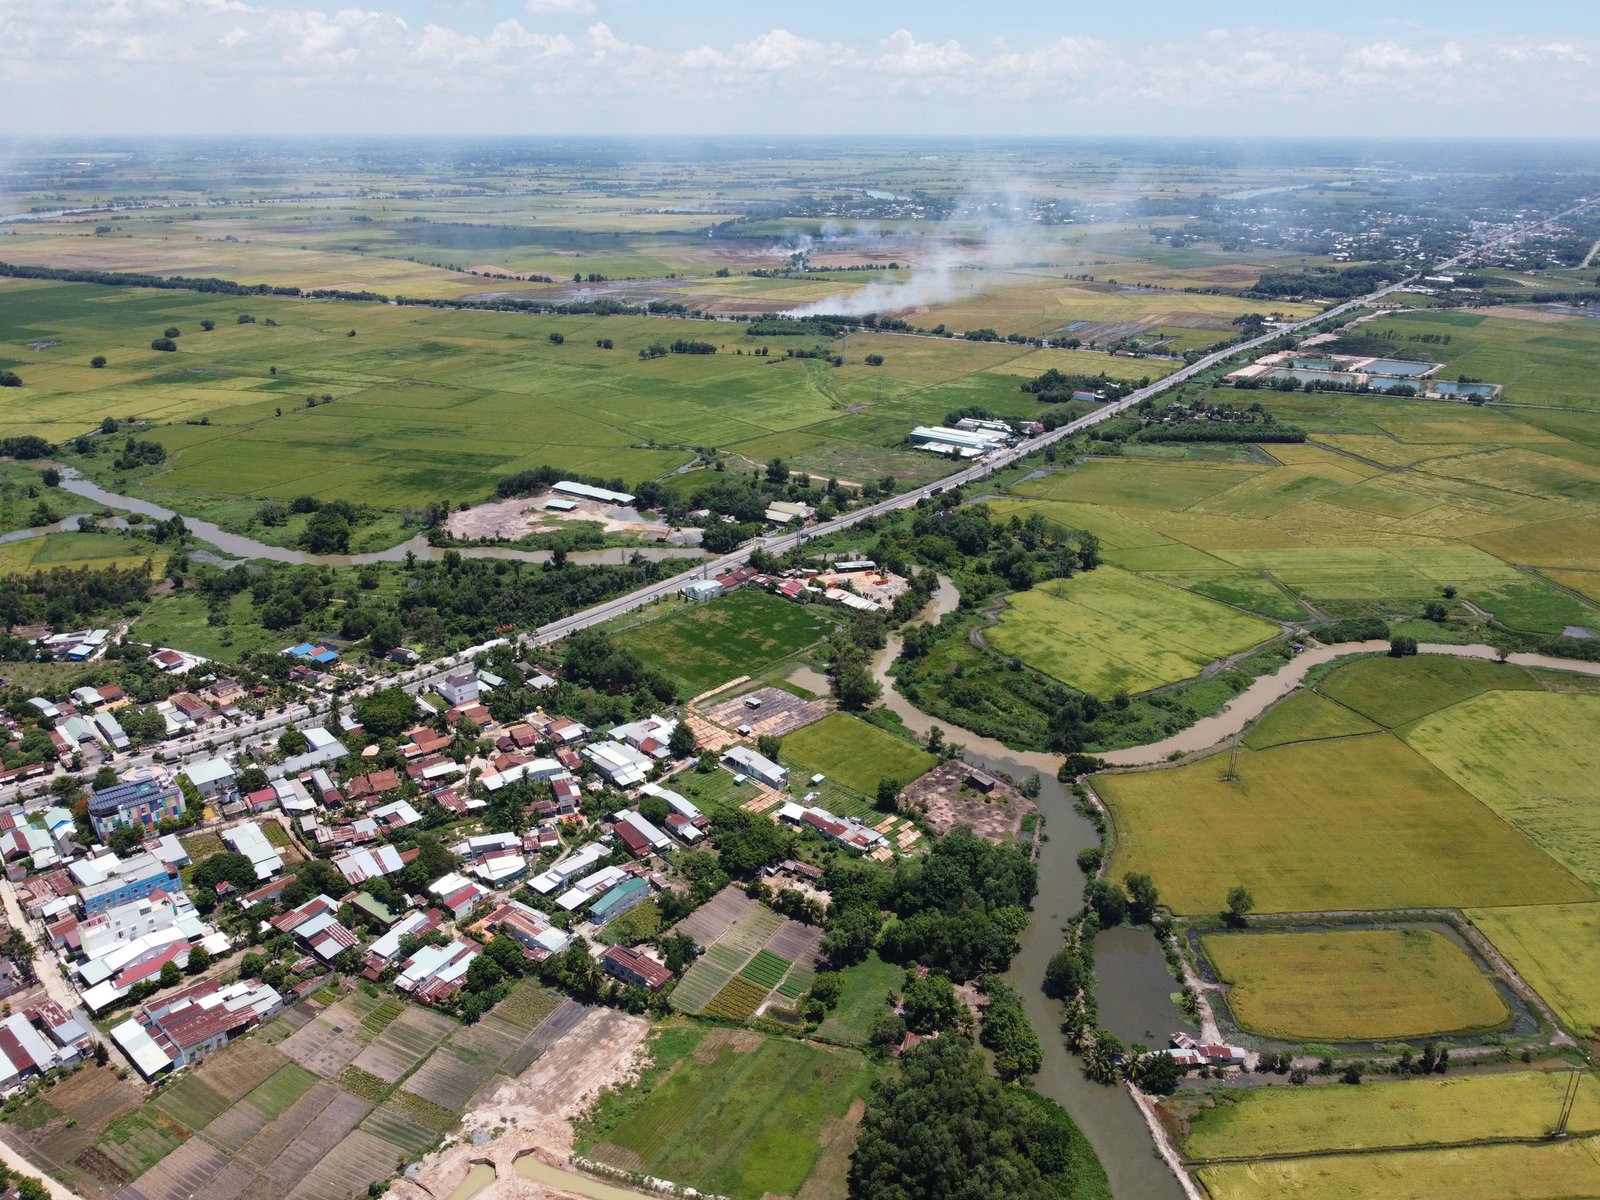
left=723, top=745, right=788, bottom=790
left=906, top=425, right=1011, bottom=458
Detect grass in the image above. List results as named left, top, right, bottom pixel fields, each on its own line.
left=588, top=1031, right=874, bottom=1200
left=1468, top=904, right=1600, bottom=1037
left=1193, top=1136, right=1600, bottom=1200
left=815, top=953, right=902, bottom=1047
left=1098, top=733, right=1592, bottom=915
left=95, top=1106, right=187, bottom=1179
left=611, top=588, right=840, bottom=697
left=151, top=1075, right=230, bottom=1131
left=0, top=530, right=155, bottom=575
left=1202, top=928, right=1510, bottom=1041
left=988, top=568, right=1280, bottom=697
left=1177, top=1070, right=1600, bottom=1161
left=1318, top=656, right=1541, bottom=728
left=243, top=1062, right=319, bottom=1117
left=598, top=899, right=663, bottom=947
left=1243, top=691, right=1379, bottom=750
left=778, top=711, right=937, bottom=797
left=1403, top=690, right=1600, bottom=893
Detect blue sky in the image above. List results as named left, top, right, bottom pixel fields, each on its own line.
left=1, top=0, right=1595, bottom=137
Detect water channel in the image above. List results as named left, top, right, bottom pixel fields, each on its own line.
left=868, top=579, right=1189, bottom=1199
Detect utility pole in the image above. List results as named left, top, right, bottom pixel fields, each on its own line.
left=1553, top=1064, right=1583, bottom=1138
left=1224, top=730, right=1241, bottom=782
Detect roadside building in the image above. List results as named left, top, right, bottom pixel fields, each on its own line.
left=600, top=944, right=672, bottom=991
left=110, top=978, right=283, bottom=1080
left=722, top=745, right=788, bottom=790
left=682, top=579, right=723, bottom=602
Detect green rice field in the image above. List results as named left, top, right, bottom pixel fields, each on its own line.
left=1468, top=903, right=1600, bottom=1038
left=988, top=568, right=1280, bottom=696
left=779, top=711, right=938, bottom=796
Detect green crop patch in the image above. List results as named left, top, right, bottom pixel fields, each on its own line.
left=779, top=711, right=938, bottom=796
left=1202, top=928, right=1509, bottom=1042
left=586, top=1032, right=874, bottom=1200
left=739, top=950, right=792, bottom=990
left=1243, top=691, right=1380, bottom=750
left=1318, top=655, right=1542, bottom=728
left=988, top=568, right=1279, bottom=696
left=702, top=976, right=771, bottom=1023
left=611, top=589, right=841, bottom=696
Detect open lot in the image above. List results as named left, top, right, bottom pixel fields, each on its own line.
left=815, top=953, right=902, bottom=1048
left=989, top=568, right=1280, bottom=696
left=586, top=1027, right=874, bottom=1200
left=1099, top=733, right=1592, bottom=915
left=1201, top=928, right=1510, bottom=1042
left=613, top=589, right=841, bottom=697
left=1173, top=1069, right=1600, bottom=1161
left=900, top=757, right=1037, bottom=843
left=779, top=711, right=938, bottom=797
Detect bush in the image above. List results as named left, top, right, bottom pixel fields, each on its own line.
left=89, top=356, right=107, bottom=369
left=150, top=338, right=177, bottom=352
left=163, top=326, right=180, bottom=338
left=0, top=370, right=21, bottom=387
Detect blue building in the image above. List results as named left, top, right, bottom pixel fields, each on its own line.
left=88, top=776, right=186, bottom=841
left=79, top=852, right=182, bottom=916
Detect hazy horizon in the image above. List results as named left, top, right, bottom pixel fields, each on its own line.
left=2, top=0, right=1596, bottom=139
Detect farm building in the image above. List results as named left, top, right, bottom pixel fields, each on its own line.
left=778, top=802, right=888, bottom=854
left=765, top=500, right=815, bottom=524
left=600, top=944, right=673, bottom=991
left=477, top=900, right=571, bottom=959
left=723, top=745, right=788, bottom=789
left=361, top=910, right=440, bottom=977
left=0, top=1012, right=81, bottom=1091
left=611, top=714, right=678, bottom=758
left=682, top=579, right=724, bottom=602
left=589, top=876, right=651, bottom=925
left=110, top=978, right=283, bottom=1080
left=553, top=480, right=634, bottom=505
left=907, top=424, right=1010, bottom=457
left=396, top=939, right=478, bottom=1003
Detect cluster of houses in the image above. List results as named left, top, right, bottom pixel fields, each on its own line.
left=1163, top=1032, right=1248, bottom=1072
left=906, top=422, right=1018, bottom=459
left=683, top=559, right=907, bottom=616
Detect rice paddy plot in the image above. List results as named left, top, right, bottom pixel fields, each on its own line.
left=1014, top=460, right=1267, bottom=512
left=1317, top=654, right=1540, bottom=728
left=1243, top=691, right=1379, bottom=751
left=1404, top=690, right=1600, bottom=893
left=1468, top=904, right=1600, bottom=1038
left=778, top=711, right=938, bottom=796
left=1193, top=1135, right=1600, bottom=1200
left=1175, top=1069, right=1600, bottom=1162
left=1098, top=733, right=1592, bottom=915
left=1201, top=928, right=1509, bottom=1042
left=988, top=568, right=1280, bottom=697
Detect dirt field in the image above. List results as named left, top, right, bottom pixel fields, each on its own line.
left=444, top=494, right=687, bottom=543
left=389, top=1007, right=652, bottom=1200
left=900, top=759, right=1037, bottom=843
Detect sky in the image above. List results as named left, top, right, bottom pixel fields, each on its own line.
left=1, top=0, right=1596, bottom=138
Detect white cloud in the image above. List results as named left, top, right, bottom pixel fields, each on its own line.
left=1499, top=40, right=1591, bottom=65
left=526, top=0, right=596, bottom=14
left=876, top=29, right=970, bottom=76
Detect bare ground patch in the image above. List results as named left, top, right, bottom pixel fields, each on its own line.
left=901, top=759, right=1036, bottom=843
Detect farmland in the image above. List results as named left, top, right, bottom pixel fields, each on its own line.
left=670, top=889, right=823, bottom=1019
left=815, top=953, right=903, bottom=1047
left=1241, top=691, right=1378, bottom=750
left=778, top=712, right=938, bottom=797
left=609, top=588, right=841, bottom=697
left=988, top=568, right=1280, bottom=696
left=1193, top=1137, right=1600, bottom=1200
left=583, top=1027, right=874, bottom=1200
left=1318, top=655, right=1542, bottom=728
left=1467, top=904, right=1600, bottom=1037
left=1172, top=1069, right=1600, bottom=1161
left=1201, top=928, right=1510, bottom=1041
left=1097, top=732, right=1591, bottom=915
left=1403, top=690, right=1600, bottom=891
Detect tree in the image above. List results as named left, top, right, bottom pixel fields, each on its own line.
left=979, top=979, right=1042, bottom=1080
left=303, top=508, right=351, bottom=554
left=92, top=765, right=118, bottom=790
left=354, top=687, right=419, bottom=739
left=668, top=720, right=696, bottom=759
left=150, top=338, right=176, bottom=352
left=200, top=319, right=215, bottom=331
left=0, top=370, right=21, bottom=387
left=901, top=970, right=963, bottom=1034
left=1421, top=600, right=1448, bottom=623
left=875, top=776, right=902, bottom=813
left=821, top=905, right=881, bottom=967
left=90, top=355, right=107, bottom=368
left=185, top=943, right=211, bottom=975
left=93, top=1040, right=109, bottom=1066
left=848, top=1037, right=1082, bottom=1200
left=236, top=766, right=269, bottom=793
left=1124, top=872, right=1159, bottom=924
left=660, top=932, right=697, bottom=975
left=1139, top=1051, right=1182, bottom=1096
left=756, top=733, right=782, bottom=761
left=40, top=467, right=60, bottom=487
left=638, top=795, right=669, bottom=826
left=1225, top=884, right=1255, bottom=924
left=1389, top=635, right=1419, bottom=657
left=765, top=457, right=789, bottom=485
left=163, top=326, right=181, bottom=338
left=191, top=851, right=257, bottom=901
left=159, top=961, right=182, bottom=989
left=1088, top=878, right=1126, bottom=926
left=278, top=727, right=309, bottom=757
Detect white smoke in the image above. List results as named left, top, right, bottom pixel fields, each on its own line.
left=782, top=180, right=1044, bottom=319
